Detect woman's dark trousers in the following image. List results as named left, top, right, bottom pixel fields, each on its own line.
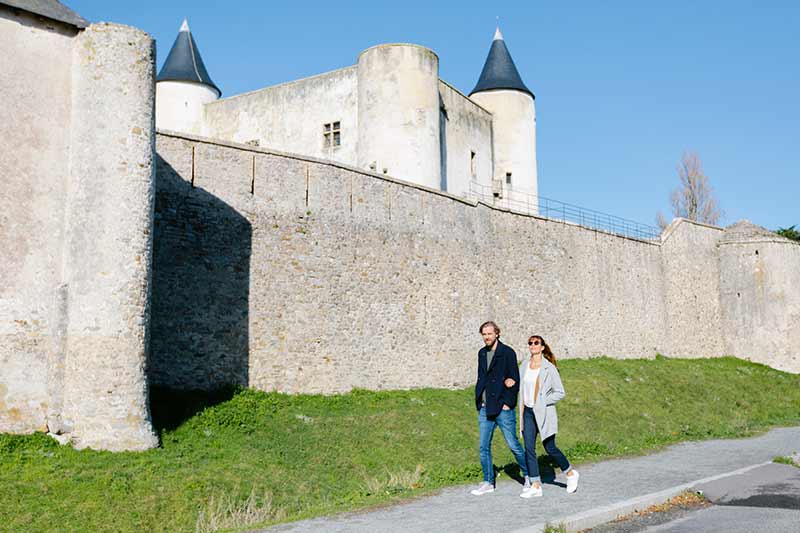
left=522, top=406, right=571, bottom=482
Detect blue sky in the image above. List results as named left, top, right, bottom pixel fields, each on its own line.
left=69, top=1, right=799, bottom=231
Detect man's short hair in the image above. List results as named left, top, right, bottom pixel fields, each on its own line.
left=479, top=321, right=500, bottom=335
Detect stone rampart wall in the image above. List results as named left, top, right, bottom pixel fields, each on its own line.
left=153, top=132, right=704, bottom=394
left=719, top=227, right=800, bottom=373
left=660, top=219, right=725, bottom=358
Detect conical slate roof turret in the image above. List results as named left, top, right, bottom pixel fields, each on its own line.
left=470, top=27, right=533, bottom=99
left=157, top=19, right=220, bottom=96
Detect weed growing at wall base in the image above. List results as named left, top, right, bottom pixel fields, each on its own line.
left=773, top=456, right=800, bottom=468
left=1, top=357, right=799, bottom=531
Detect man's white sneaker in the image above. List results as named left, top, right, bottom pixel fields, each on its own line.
left=470, top=481, right=495, bottom=496
left=566, top=469, right=580, bottom=494
left=520, top=476, right=532, bottom=495
left=520, top=483, right=542, bottom=498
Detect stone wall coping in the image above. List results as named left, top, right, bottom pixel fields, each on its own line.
left=357, top=42, right=439, bottom=60
left=718, top=236, right=800, bottom=246
left=660, top=217, right=724, bottom=243
left=718, top=220, right=799, bottom=247
left=210, top=65, right=358, bottom=105
left=438, top=78, right=493, bottom=116
left=156, top=129, right=473, bottom=204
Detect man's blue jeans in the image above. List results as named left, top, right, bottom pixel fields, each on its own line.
left=478, top=406, right=529, bottom=483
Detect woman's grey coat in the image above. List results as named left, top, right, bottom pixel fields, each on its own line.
left=517, top=357, right=565, bottom=440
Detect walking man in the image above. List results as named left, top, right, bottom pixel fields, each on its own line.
left=471, top=321, right=530, bottom=495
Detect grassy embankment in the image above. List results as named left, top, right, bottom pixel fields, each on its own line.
left=1, top=356, right=799, bottom=531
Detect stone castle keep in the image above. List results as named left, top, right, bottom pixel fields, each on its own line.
left=2, top=1, right=799, bottom=451
left=154, top=20, right=539, bottom=207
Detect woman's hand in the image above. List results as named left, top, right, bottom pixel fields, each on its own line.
left=504, top=378, right=516, bottom=388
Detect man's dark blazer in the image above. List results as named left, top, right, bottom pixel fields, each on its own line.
left=474, top=339, right=520, bottom=417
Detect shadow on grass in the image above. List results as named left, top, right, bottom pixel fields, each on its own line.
left=149, top=386, right=238, bottom=434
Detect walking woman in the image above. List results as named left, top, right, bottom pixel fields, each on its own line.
left=508, top=335, right=579, bottom=498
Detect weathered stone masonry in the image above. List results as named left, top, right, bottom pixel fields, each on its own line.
left=2, top=6, right=798, bottom=452
left=1, top=8, right=157, bottom=451
left=150, top=132, right=800, bottom=401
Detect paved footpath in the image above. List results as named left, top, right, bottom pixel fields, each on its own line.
left=262, top=426, right=800, bottom=532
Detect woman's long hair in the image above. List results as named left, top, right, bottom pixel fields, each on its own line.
left=529, top=335, right=557, bottom=368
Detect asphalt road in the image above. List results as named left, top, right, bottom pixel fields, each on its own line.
left=588, top=461, right=800, bottom=532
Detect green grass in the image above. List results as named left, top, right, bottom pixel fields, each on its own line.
left=1, top=357, right=799, bottom=532
left=773, top=456, right=799, bottom=467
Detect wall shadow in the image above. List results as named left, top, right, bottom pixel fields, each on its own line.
left=148, top=386, right=238, bottom=434
left=147, top=155, right=251, bottom=432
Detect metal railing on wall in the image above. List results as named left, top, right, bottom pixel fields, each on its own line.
left=468, top=181, right=661, bottom=242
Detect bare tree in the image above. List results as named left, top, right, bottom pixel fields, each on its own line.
left=657, top=151, right=722, bottom=230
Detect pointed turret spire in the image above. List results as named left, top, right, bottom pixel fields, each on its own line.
left=493, top=25, right=503, bottom=41
left=469, top=26, right=533, bottom=99
left=157, top=19, right=221, bottom=96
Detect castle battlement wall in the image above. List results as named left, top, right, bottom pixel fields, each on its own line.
left=151, top=131, right=719, bottom=394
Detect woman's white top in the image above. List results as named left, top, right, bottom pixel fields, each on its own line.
left=522, top=365, right=541, bottom=408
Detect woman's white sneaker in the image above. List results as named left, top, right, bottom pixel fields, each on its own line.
left=521, top=483, right=542, bottom=498
left=566, top=469, right=580, bottom=493
left=470, top=481, right=495, bottom=496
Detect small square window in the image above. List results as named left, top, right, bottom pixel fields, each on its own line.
left=323, top=121, right=342, bottom=149
left=506, top=172, right=512, bottom=185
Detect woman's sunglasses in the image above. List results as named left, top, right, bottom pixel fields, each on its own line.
left=528, top=340, right=541, bottom=346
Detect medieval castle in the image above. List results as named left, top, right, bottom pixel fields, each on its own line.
left=2, top=0, right=799, bottom=452
left=155, top=19, right=538, bottom=207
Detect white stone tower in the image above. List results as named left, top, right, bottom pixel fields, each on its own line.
left=469, top=27, right=537, bottom=211
left=357, top=44, right=441, bottom=189
left=155, top=19, right=220, bottom=134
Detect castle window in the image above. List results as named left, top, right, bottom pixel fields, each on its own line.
left=324, top=121, right=341, bottom=148
left=506, top=172, right=512, bottom=185
left=470, top=151, right=476, bottom=178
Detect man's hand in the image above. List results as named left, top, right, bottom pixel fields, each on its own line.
left=504, top=378, right=516, bottom=388
left=502, top=404, right=511, bottom=410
